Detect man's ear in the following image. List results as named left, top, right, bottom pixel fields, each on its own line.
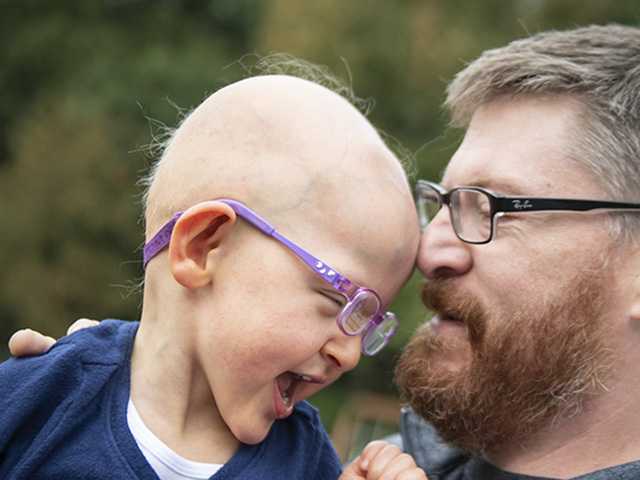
left=168, top=201, right=237, bottom=289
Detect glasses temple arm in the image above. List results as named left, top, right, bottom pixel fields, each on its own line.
left=142, top=212, right=182, bottom=268
left=142, top=199, right=352, bottom=291
left=223, top=200, right=351, bottom=290
left=495, top=197, right=640, bottom=213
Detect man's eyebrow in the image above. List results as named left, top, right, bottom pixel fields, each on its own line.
left=447, top=177, right=531, bottom=196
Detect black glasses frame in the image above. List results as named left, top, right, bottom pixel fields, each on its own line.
left=416, top=180, right=640, bottom=244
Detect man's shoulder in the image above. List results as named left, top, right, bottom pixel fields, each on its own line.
left=399, top=407, right=470, bottom=476
left=398, top=408, right=640, bottom=480
left=574, top=458, right=640, bottom=479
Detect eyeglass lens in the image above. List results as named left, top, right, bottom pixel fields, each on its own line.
left=451, top=189, right=492, bottom=242
left=362, top=314, right=397, bottom=355
left=417, top=188, right=441, bottom=229
left=419, top=187, right=492, bottom=243
left=338, top=290, right=396, bottom=355
left=340, top=291, right=379, bottom=334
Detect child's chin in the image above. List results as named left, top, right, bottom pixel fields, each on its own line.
left=233, top=420, right=272, bottom=445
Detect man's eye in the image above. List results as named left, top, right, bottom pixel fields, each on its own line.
left=477, top=204, right=491, bottom=216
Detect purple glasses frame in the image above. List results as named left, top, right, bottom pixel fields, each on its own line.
left=143, top=198, right=396, bottom=355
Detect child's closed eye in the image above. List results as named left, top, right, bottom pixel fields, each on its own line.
left=325, top=290, right=347, bottom=305
left=317, top=291, right=345, bottom=316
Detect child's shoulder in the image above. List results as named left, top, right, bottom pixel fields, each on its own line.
left=291, top=400, right=322, bottom=425
left=255, top=401, right=342, bottom=478
left=0, top=320, right=138, bottom=457
left=0, top=319, right=137, bottom=392
left=52, top=318, right=138, bottom=365
left=0, top=320, right=139, bottom=475
left=276, top=401, right=331, bottom=442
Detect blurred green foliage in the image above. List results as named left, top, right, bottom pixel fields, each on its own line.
left=1, top=0, right=638, bottom=430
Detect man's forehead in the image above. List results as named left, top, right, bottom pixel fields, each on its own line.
left=440, top=165, right=605, bottom=199
left=440, top=174, right=533, bottom=196
left=439, top=149, right=554, bottom=194
left=439, top=96, right=598, bottom=197
left=440, top=149, right=607, bottom=199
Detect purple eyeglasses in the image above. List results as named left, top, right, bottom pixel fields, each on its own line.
left=143, top=199, right=397, bottom=355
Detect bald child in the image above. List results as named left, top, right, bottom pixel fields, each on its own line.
left=0, top=75, right=425, bottom=480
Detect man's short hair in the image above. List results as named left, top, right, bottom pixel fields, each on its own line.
left=445, top=24, right=640, bottom=239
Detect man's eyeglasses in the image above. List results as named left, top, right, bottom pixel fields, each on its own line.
left=143, top=199, right=397, bottom=356
left=416, top=180, right=640, bottom=244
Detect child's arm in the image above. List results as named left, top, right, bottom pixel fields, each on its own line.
left=339, top=440, right=428, bottom=480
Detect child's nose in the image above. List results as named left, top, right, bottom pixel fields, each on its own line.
left=321, top=333, right=361, bottom=373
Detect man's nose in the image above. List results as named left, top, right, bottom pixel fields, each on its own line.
left=321, top=333, right=362, bottom=374
left=417, top=206, right=473, bottom=279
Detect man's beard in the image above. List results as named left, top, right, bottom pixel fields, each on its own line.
left=395, top=271, right=613, bottom=454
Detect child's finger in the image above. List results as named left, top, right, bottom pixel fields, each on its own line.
left=338, top=454, right=365, bottom=480
left=8, top=329, right=56, bottom=357
left=395, top=467, right=429, bottom=480
left=371, top=452, right=423, bottom=479
left=362, top=443, right=406, bottom=479
left=67, top=318, right=100, bottom=335
left=358, top=440, right=393, bottom=471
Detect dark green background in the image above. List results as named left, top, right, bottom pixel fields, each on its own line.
left=1, top=0, right=638, bottom=434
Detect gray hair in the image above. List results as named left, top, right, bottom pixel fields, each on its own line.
left=445, top=24, right=640, bottom=239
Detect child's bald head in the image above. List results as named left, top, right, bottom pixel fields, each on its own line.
left=143, top=75, right=418, bottom=283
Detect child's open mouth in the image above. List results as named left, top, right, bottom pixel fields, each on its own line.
left=273, top=372, right=322, bottom=419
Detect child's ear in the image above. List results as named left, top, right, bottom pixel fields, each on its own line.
left=168, top=201, right=237, bottom=289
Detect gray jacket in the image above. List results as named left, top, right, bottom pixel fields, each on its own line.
left=394, top=407, right=468, bottom=479
left=393, top=407, right=640, bottom=479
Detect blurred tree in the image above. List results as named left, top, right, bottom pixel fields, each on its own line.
left=0, top=0, right=264, bottom=338
left=1, top=0, right=638, bottom=435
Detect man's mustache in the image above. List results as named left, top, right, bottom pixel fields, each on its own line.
left=420, top=279, right=487, bottom=345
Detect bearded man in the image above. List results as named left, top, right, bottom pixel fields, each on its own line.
left=395, top=24, right=640, bottom=479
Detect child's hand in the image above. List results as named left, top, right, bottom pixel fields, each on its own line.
left=339, top=440, right=428, bottom=480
